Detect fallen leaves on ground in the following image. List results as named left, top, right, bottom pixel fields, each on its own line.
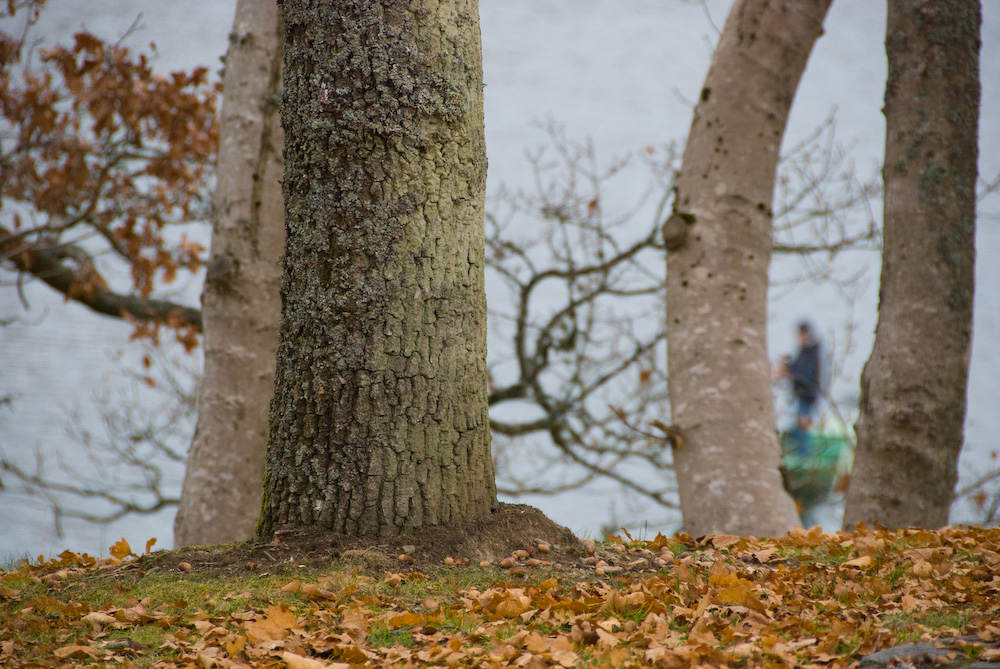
left=2, top=525, right=1000, bottom=667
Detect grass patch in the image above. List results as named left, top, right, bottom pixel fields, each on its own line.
left=2, top=525, right=998, bottom=668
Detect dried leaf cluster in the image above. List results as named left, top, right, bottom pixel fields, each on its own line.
left=1, top=6, right=218, bottom=348
left=2, top=525, right=999, bottom=668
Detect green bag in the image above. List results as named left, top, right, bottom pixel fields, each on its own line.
left=781, top=421, right=852, bottom=516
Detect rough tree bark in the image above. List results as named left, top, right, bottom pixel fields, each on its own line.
left=843, top=0, right=980, bottom=530
left=174, top=0, right=284, bottom=547
left=664, top=0, right=832, bottom=537
left=257, top=0, right=497, bottom=538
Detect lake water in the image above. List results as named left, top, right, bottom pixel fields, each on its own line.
left=1, top=0, right=998, bottom=559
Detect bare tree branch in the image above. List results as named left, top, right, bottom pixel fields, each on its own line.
left=485, top=118, right=881, bottom=525
left=0, top=345, right=194, bottom=535
left=1, top=224, right=203, bottom=330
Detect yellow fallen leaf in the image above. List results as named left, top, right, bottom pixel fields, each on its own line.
left=596, top=628, right=620, bottom=648
left=645, top=646, right=668, bottom=662
left=675, top=562, right=697, bottom=583
left=341, top=607, right=370, bottom=631
left=608, top=647, right=630, bottom=666
left=225, top=635, right=247, bottom=657
left=82, top=611, right=116, bottom=628
left=708, top=534, right=742, bottom=548
left=505, top=629, right=529, bottom=648
left=553, top=650, right=578, bottom=667
left=752, top=547, right=779, bottom=563
left=519, top=632, right=546, bottom=653
left=496, top=594, right=532, bottom=618
left=264, top=603, right=299, bottom=628
left=299, top=583, right=322, bottom=597
left=853, top=535, right=885, bottom=557
left=599, top=590, right=628, bottom=614
left=839, top=555, right=874, bottom=569
left=196, top=649, right=224, bottom=668
left=783, top=637, right=818, bottom=651
left=245, top=603, right=300, bottom=643
left=598, top=617, right=622, bottom=633
left=717, top=583, right=767, bottom=613
left=281, top=651, right=332, bottom=669
left=709, top=571, right=740, bottom=587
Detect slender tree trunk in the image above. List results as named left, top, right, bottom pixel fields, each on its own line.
left=664, top=0, right=832, bottom=537
left=174, top=0, right=284, bottom=547
left=258, top=0, right=497, bottom=538
left=843, top=0, right=980, bottom=530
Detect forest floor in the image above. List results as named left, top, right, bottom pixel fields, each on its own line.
left=2, top=504, right=999, bottom=668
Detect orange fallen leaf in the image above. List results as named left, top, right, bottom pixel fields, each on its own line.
left=53, top=644, right=102, bottom=659
left=388, top=611, right=425, bottom=629
left=109, top=538, right=135, bottom=560
left=245, top=603, right=300, bottom=643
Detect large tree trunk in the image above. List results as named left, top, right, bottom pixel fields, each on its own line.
left=665, top=0, right=832, bottom=537
left=258, top=0, right=497, bottom=538
left=174, top=0, right=284, bottom=547
left=843, top=0, right=980, bottom=530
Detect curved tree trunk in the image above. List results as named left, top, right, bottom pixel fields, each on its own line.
left=258, top=0, right=497, bottom=538
left=843, top=0, right=980, bottom=530
left=665, top=0, right=832, bottom=537
left=174, top=0, right=284, bottom=547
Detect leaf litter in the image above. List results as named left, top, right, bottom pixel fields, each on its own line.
left=2, top=524, right=1000, bottom=668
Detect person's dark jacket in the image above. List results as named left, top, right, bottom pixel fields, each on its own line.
left=788, top=342, right=821, bottom=403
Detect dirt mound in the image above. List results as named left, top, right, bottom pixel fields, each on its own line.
left=139, top=503, right=582, bottom=578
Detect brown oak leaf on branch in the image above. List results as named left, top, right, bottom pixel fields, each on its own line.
left=0, top=14, right=217, bottom=346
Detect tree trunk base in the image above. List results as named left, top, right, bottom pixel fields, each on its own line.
left=145, top=504, right=582, bottom=576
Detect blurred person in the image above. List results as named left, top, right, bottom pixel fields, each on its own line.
left=776, top=322, right=821, bottom=455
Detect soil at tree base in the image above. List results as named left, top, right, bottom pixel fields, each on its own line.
left=139, top=503, right=582, bottom=578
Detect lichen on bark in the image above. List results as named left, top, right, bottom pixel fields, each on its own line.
left=664, top=0, right=833, bottom=537
left=260, top=0, right=496, bottom=538
left=843, top=0, right=979, bottom=530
